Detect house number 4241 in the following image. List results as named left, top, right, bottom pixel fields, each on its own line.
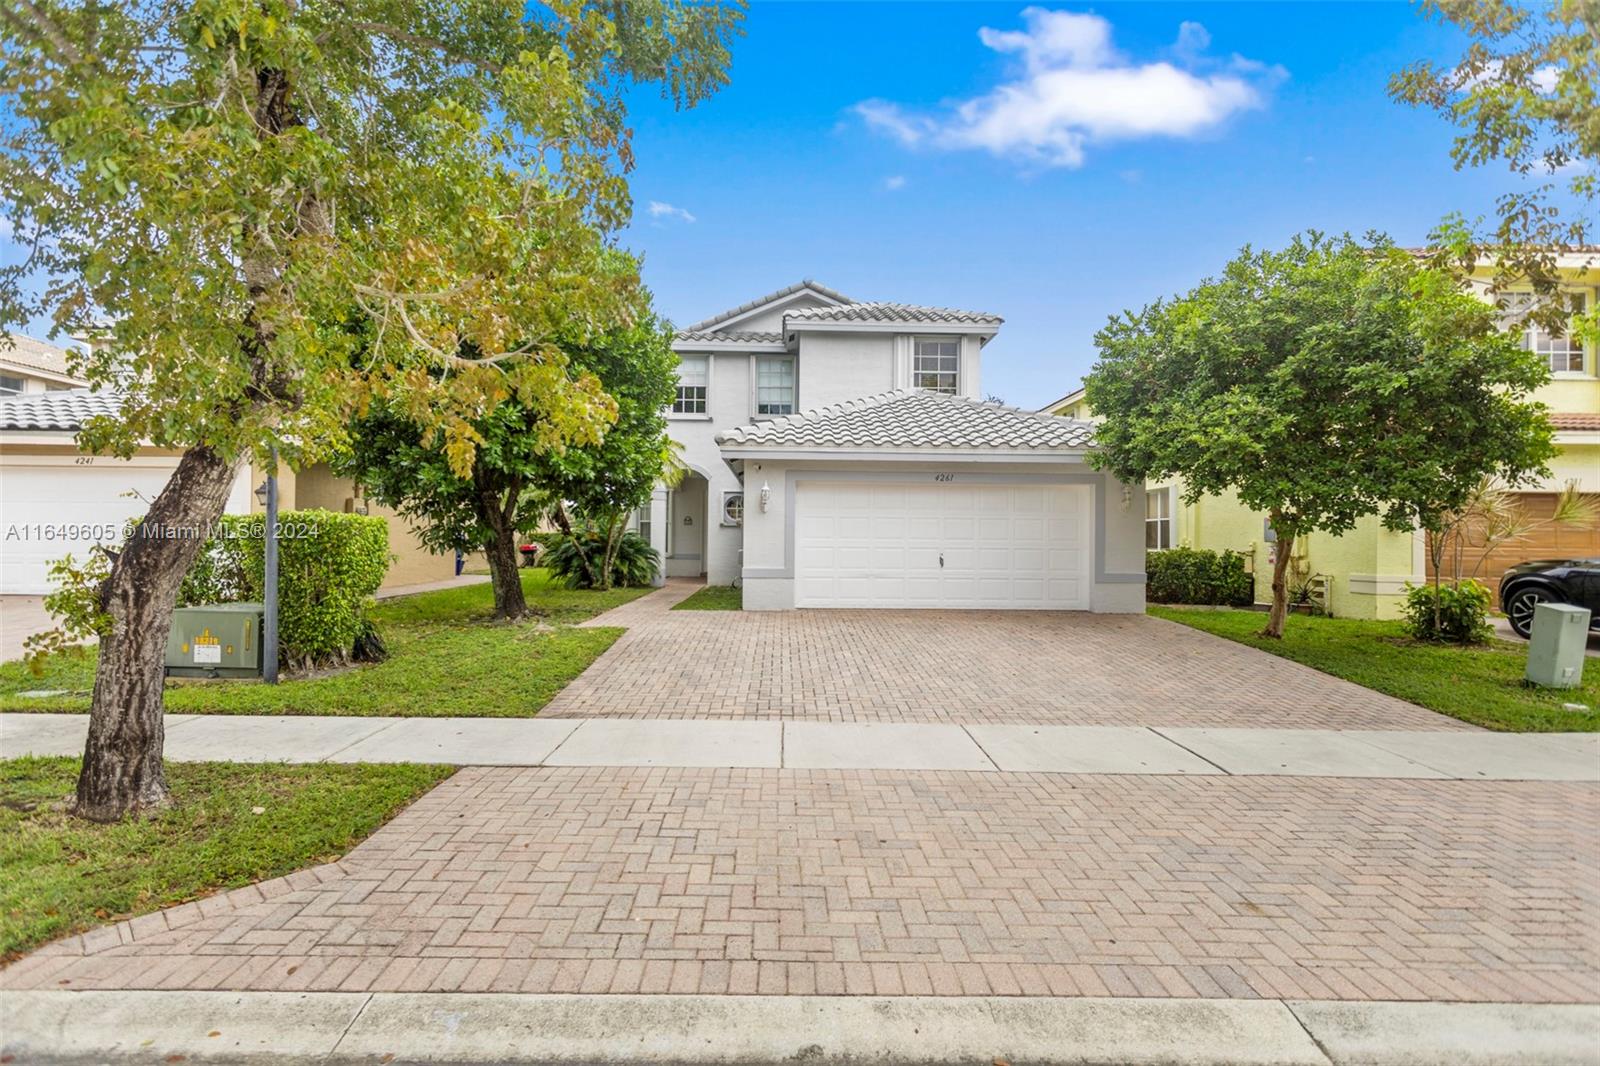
left=933, top=473, right=955, bottom=482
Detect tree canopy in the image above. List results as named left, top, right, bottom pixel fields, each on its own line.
left=1085, top=233, right=1556, bottom=637
left=1389, top=0, right=1597, bottom=315
left=0, top=0, right=742, bottom=820
left=340, top=301, right=679, bottom=612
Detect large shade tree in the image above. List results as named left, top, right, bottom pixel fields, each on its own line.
left=0, top=0, right=741, bottom=820
left=339, top=298, right=679, bottom=614
left=1085, top=233, right=1556, bottom=638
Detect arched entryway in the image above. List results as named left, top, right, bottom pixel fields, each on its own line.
left=665, top=470, right=709, bottom=579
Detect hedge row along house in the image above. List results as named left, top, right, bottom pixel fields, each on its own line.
left=1044, top=255, right=1600, bottom=619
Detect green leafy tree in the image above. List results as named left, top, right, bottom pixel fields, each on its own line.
left=536, top=315, right=681, bottom=590
left=341, top=305, right=679, bottom=610
left=1390, top=0, right=1597, bottom=326
left=0, top=0, right=741, bottom=821
left=1085, top=233, right=1556, bottom=638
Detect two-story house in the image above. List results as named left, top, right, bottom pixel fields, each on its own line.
left=1041, top=254, right=1600, bottom=618
left=641, top=281, right=1146, bottom=612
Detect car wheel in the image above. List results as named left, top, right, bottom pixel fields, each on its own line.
left=1505, top=587, right=1551, bottom=639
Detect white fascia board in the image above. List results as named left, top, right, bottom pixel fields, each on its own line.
left=0, top=365, right=86, bottom=387
left=0, top=430, right=84, bottom=448
left=1553, top=431, right=1600, bottom=445
left=671, top=339, right=788, bottom=354
left=716, top=446, right=1092, bottom=464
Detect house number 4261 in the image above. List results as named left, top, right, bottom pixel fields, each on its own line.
left=933, top=473, right=955, bottom=482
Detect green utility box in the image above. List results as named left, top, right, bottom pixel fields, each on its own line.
left=1525, top=602, right=1590, bottom=690
left=165, top=602, right=265, bottom=679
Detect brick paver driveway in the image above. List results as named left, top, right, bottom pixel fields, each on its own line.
left=6, top=585, right=1592, bottom=1010
left=7, top=766, right=1594, bottom=1002
left=546, top=583, right=1467, bottom=730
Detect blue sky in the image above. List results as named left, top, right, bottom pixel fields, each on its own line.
left=2, top=3, right=1520, bottom=410
left=620, top=1, right=1515, bottom=407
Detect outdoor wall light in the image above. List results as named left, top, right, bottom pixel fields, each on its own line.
left=253, top=481, right=269, bottom=507
left=759, top=481, right=772, bottom=513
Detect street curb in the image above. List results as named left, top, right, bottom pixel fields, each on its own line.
left=3, top=991, right=1597, bottom=1065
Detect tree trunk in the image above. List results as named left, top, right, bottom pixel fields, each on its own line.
left=1261, top=522, right=1295, bottom=640
left=481, top=519, right=526, bottom=619
left=75, top=445, right=241, bottom=822
left=474, top=469, right=527, bottom=619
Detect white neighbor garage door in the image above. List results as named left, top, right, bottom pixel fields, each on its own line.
left=1, top=457, right=182, bottom=595
left=794, top=480, right=1092, bottom=609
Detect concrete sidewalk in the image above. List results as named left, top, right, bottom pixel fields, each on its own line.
left=3, top=712, right=1597, bottom=780
left=3, top=990, right=1595, bottom=1065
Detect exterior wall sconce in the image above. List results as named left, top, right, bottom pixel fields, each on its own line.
left=759, top=481, right=772, bottom=513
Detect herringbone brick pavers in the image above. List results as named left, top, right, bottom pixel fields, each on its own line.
left=545, top=585, right=1469, bottom=729
left=6, top=766, right=1593, bottom=1002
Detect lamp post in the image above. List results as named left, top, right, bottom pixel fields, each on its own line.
left=252, top=447, right=280, bottom=684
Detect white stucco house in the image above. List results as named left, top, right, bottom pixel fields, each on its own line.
left=641, top=280, right=1145, bottom=612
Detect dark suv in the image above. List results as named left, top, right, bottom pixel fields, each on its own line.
left=1498, top=559, right=1600, bottom=638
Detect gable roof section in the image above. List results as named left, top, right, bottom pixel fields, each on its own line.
left=717, top=389, right=1095, bottom=455
left=1, top=334, right=85, bottom=383
left=0, top=387, right=121, bottom=431
left=784, top=302, right=1002, bottom=328
left=678, top=280, right=856, bottom=334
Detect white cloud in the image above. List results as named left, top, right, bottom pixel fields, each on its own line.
left=1173, top=21, right=1210, bottom=63
left=883, top=175, right=907, bottom=191
left=853, top=8, right=1285, bottom=169
left=647, top=201, right=696, bottom=223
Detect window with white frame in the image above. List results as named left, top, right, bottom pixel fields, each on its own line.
left=913, top=338, right=959, bottom=394
left=1145, top=488, right=1172, bottom=550
left=673, top=355, right=708, bottom=414
left=634, top=505, right=652, bottom=547
left=755, top=355, right=795, bottom=416
left=0, top=374, right=23, bottom=396
left=1503, top=292, right=1587, bottom=374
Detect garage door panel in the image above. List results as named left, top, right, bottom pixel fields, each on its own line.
left=794, top=480, right=1093, bottom=610
left=1, top=461, right=183, bottom=595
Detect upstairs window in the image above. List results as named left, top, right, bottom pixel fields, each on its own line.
left=756, top=356, right=795, bottom=416
left=673, top=355, right=708, bottom=414
left=913, top=338, right=959, bottom=394
left=1503, top=292, right=1586, bottom=374
left=0, top=374, right=22, bottom=395
left=1145, top=488, right=1172, bottom=550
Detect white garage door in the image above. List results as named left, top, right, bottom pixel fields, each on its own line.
left=794, top=480, right=1092, bottom=609
left=1, top=457, right=183, bottom=594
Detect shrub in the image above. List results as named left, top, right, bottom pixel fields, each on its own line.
left=1402, top=579, right=1493, bottom=645
left=1145, top=547, right=1254, bottom=607
left=538, top=528, right=659, bottom=589
left=182, top=509, right=390, bottom=667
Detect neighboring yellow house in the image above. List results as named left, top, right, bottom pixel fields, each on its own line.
left=1043, top=257, right=1600, bottom=620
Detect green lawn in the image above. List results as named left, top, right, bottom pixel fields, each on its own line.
left=1151, top=606, right=1598, bottom=732
left=0, top=757, right=452, bottom=960
left=671, top=585, right=743, bottom=611
left=1, top=569, right=648, bottom=716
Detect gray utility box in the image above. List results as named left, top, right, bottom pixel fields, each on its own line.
left=1524, top=602, right=1590, bottom=690
left=166, top=602, right=265, bottom=679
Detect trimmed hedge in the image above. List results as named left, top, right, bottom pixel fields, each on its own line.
left=181, top=509, right=390, bottom=667
left=1145, top=547, right=1254, bottom=607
